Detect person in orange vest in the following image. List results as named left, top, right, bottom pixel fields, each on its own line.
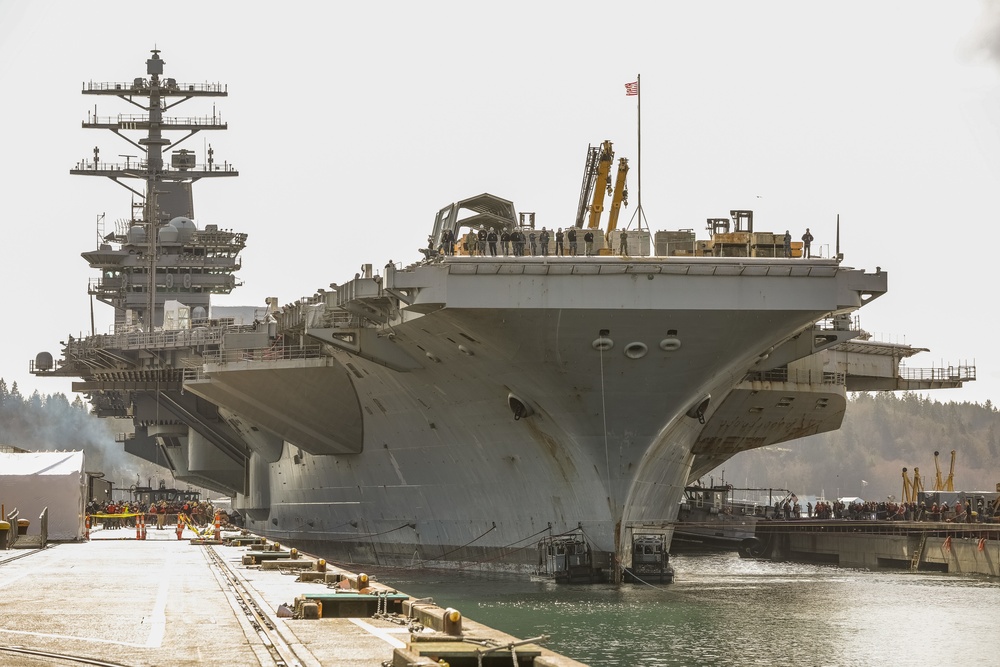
left=156, top=501, right=167, bottom=530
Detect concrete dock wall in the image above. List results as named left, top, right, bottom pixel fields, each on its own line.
left=754, top=521, right=999, bottom=577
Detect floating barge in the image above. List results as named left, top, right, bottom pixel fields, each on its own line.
left=742, top=520, right=999, bottom=576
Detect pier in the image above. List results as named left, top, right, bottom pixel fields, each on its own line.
left=0, top=525, right=586, bottom=666
left=744, top=520, right=999, bottom=576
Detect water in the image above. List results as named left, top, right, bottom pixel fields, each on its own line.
left=367, top=550, right=999, bottom=666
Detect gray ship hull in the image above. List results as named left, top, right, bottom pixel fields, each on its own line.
left=182, top=256, right=882, bottom=572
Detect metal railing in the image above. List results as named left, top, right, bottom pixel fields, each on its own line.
left=899, top=365, right=976, bottom=383
left=64, top=326, right=235, bottom=354
left=183, top=345, right=326, bottom=380
left=2, top=509, right=18, bottom=549
left=83, top=81, right=226, bottom=94
left=744, top=368, right=846, bottom=386
left=72, top=160, right=238, bottom=174
left=88, top=113, right=225, bottom=127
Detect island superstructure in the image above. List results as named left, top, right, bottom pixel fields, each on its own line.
left=33, top=51, right=975, bottom=582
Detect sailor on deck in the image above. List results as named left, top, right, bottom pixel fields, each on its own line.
left=801, top=228, right=814, bottom=258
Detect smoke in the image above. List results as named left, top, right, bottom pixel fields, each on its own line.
left=0, top=389, right=172, bottom=494
left=963, top=1, right=1000, bottom=69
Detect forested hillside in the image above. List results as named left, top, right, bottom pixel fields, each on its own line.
left=708, top=392, right=1000, bottom=502
left=0, top=378, right=168, bottom=490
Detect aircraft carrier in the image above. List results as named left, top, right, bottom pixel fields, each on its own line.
left=32, top=51, right=975, bottom=582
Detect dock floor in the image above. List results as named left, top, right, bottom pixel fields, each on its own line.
left=0, top=526, right=585, bottom=666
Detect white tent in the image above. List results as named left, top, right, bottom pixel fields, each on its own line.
left=0, top=451, right=86, bottom=541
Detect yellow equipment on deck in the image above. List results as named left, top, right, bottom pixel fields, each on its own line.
left=587, top=140, right=615, bottom=229
left=606, top=158, right=630, bottom=235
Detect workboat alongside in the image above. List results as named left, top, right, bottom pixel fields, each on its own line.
left=32, top=51, right=975, bottom=582
left=674, top=484, right=794, bottom=549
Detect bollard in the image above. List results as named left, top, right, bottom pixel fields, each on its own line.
left=443, top=607, right=463, bottom=636
left=84, top=515, right=91, bottom=541
left=176, top=519, right=184, bottom=540
left=290, top=548, right=298, bottom=559
left=213, top=513, right=221, bottom=541
left=140, top=514, right=146, bottom=540
left=136, top=513, right=142, bottom=540
left=315, top=558, right=326, bottom=573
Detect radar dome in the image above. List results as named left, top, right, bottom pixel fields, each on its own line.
left=34, top=351, right=53, bottom=371
left=158, top=224, right=179, bottom=243
left=128, top=225, right=147, bottom=245
left=169, top=216, right=198, bottom=242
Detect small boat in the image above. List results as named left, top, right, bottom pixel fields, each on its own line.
left=675, top=484, right=794, bottom=549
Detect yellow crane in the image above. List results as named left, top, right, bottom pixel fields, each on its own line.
left=944, top=450, right=956, bottom=492
left=932, top=451, right=945, bottom=491
left=912, top=466, right=925, bottom=498
left=605, top=157, right=630, bottom=235
left=587, top=140, right=615, bottom=229
left=901, top=467, right=914, bottom=504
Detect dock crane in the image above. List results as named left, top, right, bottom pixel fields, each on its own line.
left=912, top=466, right=925, bottom=498
left=944, top=450, right=956, bottom=492
left=932, top=451, right=945, bottom=491
left=931, top=450, right=957, bottom=492
left=901, top=467, right=914, bottom=504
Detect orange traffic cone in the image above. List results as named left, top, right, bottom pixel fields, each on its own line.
left=176, top=517, right=184, bottom=540
left=85, top=515, right=91, bottom=541
left=136, top=513, right=142, bottom=540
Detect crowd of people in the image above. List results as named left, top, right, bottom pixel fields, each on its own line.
left=85, top=499, right=243, bottom=529
left=769, top=497, right=997, bottom=523
left=429, top=226, right=819, bottom=260
left=434, top=226, right=601, bottom=258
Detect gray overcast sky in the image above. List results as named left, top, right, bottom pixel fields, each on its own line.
left=1, top=1, right=998, bottom=404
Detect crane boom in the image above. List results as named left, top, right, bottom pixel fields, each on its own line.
left=932, top=450, right=944, bottom=491
left=587, top=140, right=615, bottom=229
left=605, top=157, right=630, bottom=234
left=901, top=467, right=913, bottom=504
left=912, top=467, right=925, bottom=497
left=945, top=450, right=956, bottom=492
left=574, top=145, right=601, bottom=229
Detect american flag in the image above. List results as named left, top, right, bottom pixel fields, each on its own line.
left=624, top=81, right=639, bottom=96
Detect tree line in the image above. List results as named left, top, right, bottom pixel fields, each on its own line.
left=710, top=391, right=1000, bottom=502
left=0, top=378, right=169, bottom=490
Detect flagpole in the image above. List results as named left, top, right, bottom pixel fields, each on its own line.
left=635, top=74, right=642, bottom=229
left=637, top=73, right=645, bottom=231
left=626, top=74, right=647, bottom=232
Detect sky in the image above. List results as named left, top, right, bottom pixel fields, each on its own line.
left=1, top=1, right=999, bottom=406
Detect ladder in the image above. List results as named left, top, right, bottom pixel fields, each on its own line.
left=910, top=532, right=928, bottom=571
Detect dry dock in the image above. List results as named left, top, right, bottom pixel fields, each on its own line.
left=746, top=520, right=1000, bottom=576
left=0, top=525, right=587, bottom=666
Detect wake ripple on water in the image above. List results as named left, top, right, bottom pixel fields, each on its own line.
left=370, top=551, right=1000, bottom=666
